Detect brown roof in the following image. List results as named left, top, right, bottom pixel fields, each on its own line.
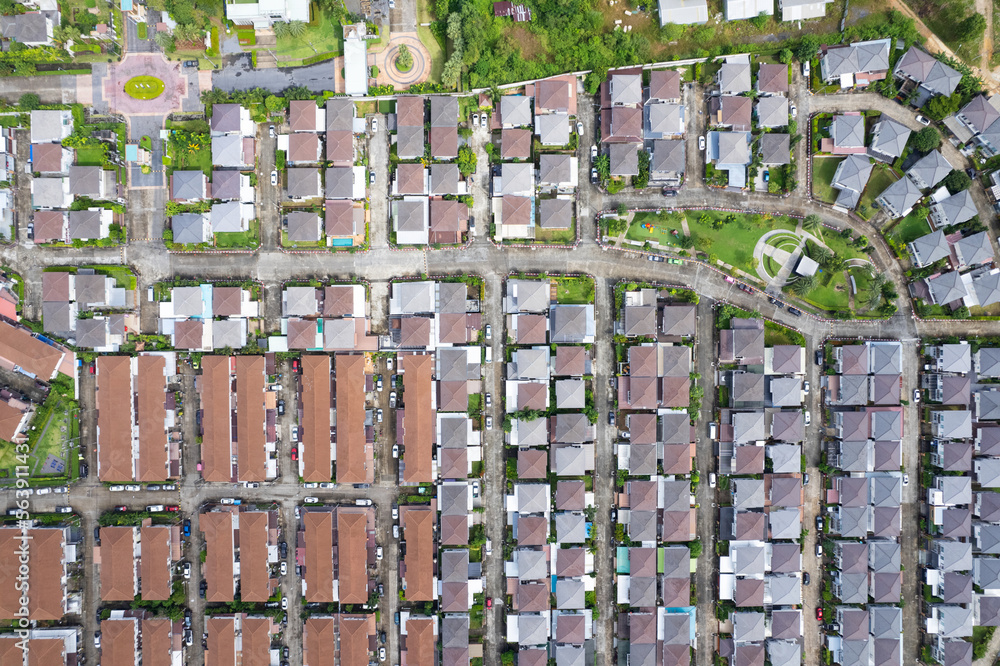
left=662, top=443, right=694, bottom=474
left=140, top=524, right=172, bottom=600
left=235, top=356, right=266, bottom=482
left=302, top=355, right=333, bottom=482
left=0, top=637, right=65, bottom=666
left=304, top=617, right=336, bottom=666
left=323, top=285, right=356, bottom=316
left=137, top=355, right=169, bottom=482
left=516, top=516, right=548, bottom=545
left=201, top=511, right=235, bottom=602
left=173, top=319, right=203, bottom=350
left=142, top=618, right=173, bottom=666
left=515, top=314, right=547, bottom=344
left=239, top=512, right=271, bottom=602
left=339, top=615, right=373, bottom=665
left=440, top=514, right=469, bottom=545
left=33, top=143, right=65, bottom=172
left=326, top=129, right=353, bottom=162
left=304, top=511, right=334, bottom=602
left=555, top=613, right=586, bottom=643
left=401, top=354, right=434, bottom=483
left=213, top=287, right=244, bottom=316
left=0, top=321, right=63, bottom=381
left=518, top=648, right=548, bottom=666
left=555, top=547, right=586, bottom=577
left=517, top=382, right=548, bottom=410
left=757, top=63, right=789, bottom=93
left=720, top=96, right=752, bottom=131
left=97, top=355, right=133, bottom=482
left=405, top=617, right=435, bottom=663
left=200, top=356, right=233, bottom=483
left=554, top=345, right=587, bottom=376
left=287, top=318, right=317, bottom=350
left=397, top=96, right=425, bottom=126
left=395, top=163, right=426, bottom=195
left=206, top=616, right=236, bottom=666
left=430, top=127, right=458, bottom=158
left=290, top=100, right=319, bottom=131
left=555, top=480, right=586, bottom=510
left=325, top=200, right=360, bottom=237
left=0, top=528, right=65, bottom=620
left=517, top=582, right=548, bottom=611
left=518, top=448, right=549, bottom=478
left=336, top=353, right=371, bottom=484
left=403, top=507, right=435, bottom=601
left=649, top=69, right=681, bottom=100
left=32, top=210, right=66, bottom=243
left=338, top=509, right=370, bottom=604
left=288, top=133, right=321, bottom=162
left=241, top=617, right=273, bottom=666
left=536, top=79, right=570, bottom=112
left=502, top=195, right=532, bottom=227
left=100, top=526, right=136, bottom=601
left=101, top=618, right=137, bottom=666
left=41, top=271, right=70, bottom=302
left=0, top=401, right=24, bottom=443
left=501, top=129, right=532, bottom=159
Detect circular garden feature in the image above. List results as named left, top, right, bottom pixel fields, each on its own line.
left=394, top=44, right=413, bottom=72
left=124, top=75, right=165, bottom=101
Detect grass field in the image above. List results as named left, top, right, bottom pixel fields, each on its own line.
left=903, top=0, right=984, bottom=65
left=416, top=25, right=445, bottom=84
left=74, top=144, right=107, bottom=167
left=166, top=133, right=212, bottom=177
left=275, top=10, right=343, bottom=61
left=0, top=398, right=77, bottom=479
left=812, top=156, right=844, bottom=204
left=534, top=222, right=576, bottom=245
left=554, top=276, right=595, bottom=304
left=215, top=219, right=260, bottom=249
left=889, top=209, right=931, bottom=243
left=857, top=168, right=898, bottom=220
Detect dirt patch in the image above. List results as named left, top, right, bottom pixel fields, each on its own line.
left=507, top=25, right=548, bottom=61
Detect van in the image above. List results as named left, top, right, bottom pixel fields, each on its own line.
left=485, top=539, right=493, bottom=555
left=147, top=286, right=154, bottom=302
left=485, top=347, right=492, bottom=363
left=802, top=60, right=810, bottom=78
left=708, top=422, right=717, bottom=440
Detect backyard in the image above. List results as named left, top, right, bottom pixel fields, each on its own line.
left=812, top=156, right=844, bottom=204
left=0, top=397, right=78, bottom=481
left=554, top=276, right=595, bottom=304
left=275, top=9, right=344, bottom=62
left=534, top=221, right=576, bottom=245
left=215, top=219, right=261, bottom=250
left=74, top=144, right=108, bottom=167
left=887, top=207, right=931, bottom=244
left=164, top=120, right=212, bottom=176
left=857, top=167, right=898, bottom=220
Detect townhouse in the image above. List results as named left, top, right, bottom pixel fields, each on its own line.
left=98, top=521, right=180, bottom=601
left=200, top=504, right=280, bottom=603
left=99, top=610, right=184, bottom=666
left=205, top=614, right=279, bottom=665
left=0, top=526, right=75, bottom=620
left=297, top=504, right=374, bottom=603
left=158, top=283, right=259, bottom=351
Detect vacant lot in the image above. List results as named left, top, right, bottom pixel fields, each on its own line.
left=812, top=157, right=844, bottom=204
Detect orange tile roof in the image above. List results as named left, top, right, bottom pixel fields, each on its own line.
left=303, top=511, right=334, bottom=603
left=241, top=617, right=272, bottom=666
left=140, top=524, right=171, bottom=600
left=235, top=356, right=266, bottom=482
left=405, top=618, right=436, bottom=664
left=0, top=320, right=64, bottom=380
left=403, top=507, right=435, bottom=601
left=137, top=355, right=169, bottom=482
left=97, top=355, right=133, bottom=482
left=0, top=401, right=26, bottom=442
left=339, top=615, right=373, bottom=666
left=142, top=618, right=174, bottom=666
left=99, top=526, right=136, bottom=601
left=0, top=528, right=66, bottom=620
left=401, top=354, right=434, bottom=483
left=100, top=618, right=137, bottom=666
left=337, top=510, right=369, bottom=604
left=200, top=356, right=233, bottom=483
left=304, top=617, right=336, bottom=666
left=201, top=511, right=235, bottom=602
left=335, top=354, right=370, bottom=484
left=206, top=616, right=236, bottom=666
left=238, top=512, right=270, bottom=602
left=0, top=636, right=65, bottom=666
left=302, top=355, right=332, bottom=482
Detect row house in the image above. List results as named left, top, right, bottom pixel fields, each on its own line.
left=158, top=284, right=258, bottom=351
left=297, top=504, right=374, bottom=603
left=98, top=522, right=181, bottom=601
left=200, top=505, right=280, bottom=603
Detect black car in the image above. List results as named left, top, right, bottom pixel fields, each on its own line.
left=183, top=60, right=198, bottom=67
left=803, top=572, right=810, bottom=585
left=94, top=527, right=101, bottom=542
left=199, top=580, right=207, bottom=598
left=768, top=297, right=783, bottom=308
left=283, top=647, right=289, bottom=658
left=394, top=612, right=401, bottom=625
left=788, top=307, right=802, bottom=316
left=184, top=609, right=192, bottom=628
left=815, top=350, right=823, bottom=366
left=279, top=541, right=288, bottom=558
left=816, top=515, right=823, bottom=531
left=380, top=631, right=387, bottom=644
left=661, top=188, right=677, bottom=197
left=79, top=463, right=88, bottom=477
left=608, top=411, right=616, bottom=426
left=277, top=400, right=285, bottom=416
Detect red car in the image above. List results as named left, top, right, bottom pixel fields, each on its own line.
left=165, top=505, right=179, bottom=512
left=291, top=447, right=298, bottom=461
left=816, top=608, right=823, bottom=621
left=485, top=598, right=492, bottom=609
left=89, top=364, right=95, bottom=375
left=292, top=360, right=299, bottom=372
left=115, top=505, right=128, bottom=512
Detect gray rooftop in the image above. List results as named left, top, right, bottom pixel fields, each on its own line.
left=870, top=118, right=912, bottom=159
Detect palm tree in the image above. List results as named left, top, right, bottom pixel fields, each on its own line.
left=788, top=274, right=816, bottom=296
left=273, top=21, right=290, bottom=38
left=802, top=214, right=823, bottom=236
left=288, top=20, right=307, bottom=37
left=153, top=30, right=175, bottom=51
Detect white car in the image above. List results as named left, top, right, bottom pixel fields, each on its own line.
left=916, top=114, right=930, bottom=126
left=220, top=498, right=235, bottom=505
left=35, top=487, right=50, bottom=495
left=355, top=498, right=373, bottom=506
left=698, top=136, right=706, bottom=151
left=485, top=539, right=492, bottom=555
left=486, top=416, right=493, bottom=430
left=379, top=647, right=387, bottom=662
left=125, top=485, right=141, bottom=492
left=790, top=104, right=797, bottom=119
left=270, top=170, right=277, bottom=186
left=376, top=409, right=383, bottom=423
left=53, top=486, right=68, bottom=494
left=472, top=480, right=480, bottom=498
left=386, top=356, right=393, bottom=371
left=371, top=117, right=378, bottom=133
left=591, top=145, right=597, bottom=159
left=485, top=393, right=492, bottom=408
left=319, top=482, right=334, bottom=489
left=304, top=482, right=318, bottom=489
left=183, top=563, right=191, bottom=579
left=480, top=114, right=488, bottom=128
left=803, top=381, right=810, bottom=394
left=472, top=113, right=479, bottom=126
left=709, top=473, right=716, bottom=488
left=392, top=524, right=399, bottom=539
left=576, top=121, right=584, bottom=135
left=281, top=596, right=288, bottom=610
left=903, top=473, right=909, bottom=486
left=485, top=324, right=492, bottom=340
left=109, top=485, right=125, bottom=492
left=280, top=561, right=287, bottom=576
left=913, top=389, right=920, bottom=402
left=304, top=496, right=319, bottom=503
left=804, top=411, right=812, bottom=426
left=376, top=546, right=383, bottom=561
left=392, top=444, right=399, bottom=459
left=146, top=505, right=164, bottom=512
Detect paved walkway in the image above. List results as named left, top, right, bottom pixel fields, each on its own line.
left=102, top=53, right=187, bottom=116
left=373, top=33, right=430, bottom=87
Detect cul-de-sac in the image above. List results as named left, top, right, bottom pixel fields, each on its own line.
left=1, top=0, right=1000, bottom=665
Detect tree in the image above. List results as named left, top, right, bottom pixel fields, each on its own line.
left=802, top=214, right=823, bottom=236
left=18, top=93, right=39, bottom=111
left=456, top=144, right=476, bottom=177
left=287, top=20, right=307, bottom=37
left=943, top=169, right=971, bottom=194
left=911, top=126, right=940, bottom=152
left=153, top=30, right=175, bottom=52
left=956, top=13, right=987, bottom=41
left=778, top=48, right=793, bottom=65
left=795, top=34, right=820, bottom=62
left=395, top=43, right=413, bottom=71
left=264, top=95, right=284, bottom=113
left=660, top=22, right=684, bottom=42
left=273, top=21, right=290, bottom=38
left=748, top=11, right=769, bottom=29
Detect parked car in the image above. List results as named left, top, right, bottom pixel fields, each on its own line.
left=591, top=145, right=597, bottom=160
left=790, top=104, right=797, bottom=119
left=392, top=505, right=399, bottom=520
left=320, top=482, right=334, bottom=489
left=815, top=543, right=823, bottom=557
left=376, top=546, right=383, bottom=561
left=94, top=632, right=101, bottom=649
left=269, top=125, right=275, bottom=138
left=816, top=607, right=823, bottom=621
left=804, top=473, right=809, bottom=485
left=53, top=486, right=68, bottom=494
left=608, top=411, right=616, bottom=426
left=804, top=411, right=811, bottom=426
left=389, top=391, right=397, bottom=408
left=576, top=121, right=583, bottom=135
left=281, top=596, right=288, bottom=610
left=648, top=255, right=665, bottom=262
left=146, top=505, right=164, bottom=513
left=816, top=350, right=823, bottom=366
left=486, top=416, right=493, bottom=430
left=916, top=114, right=930, bottom=126
left=472, top=480, right=480, bottom=498
left=698, top=136, right=706, bottom=151
left=125, top=484, right=141, bottom=491
left=371, top=118, right=378, bottom=133
left=392, top=444, right=399, bottom=459
left=485, top=393, right=492, bottom=408
left=379, top=647, right=387, bottom=662
left=788, top=307, right=803, bottom=316
left=55, top=506, right=72, bottom=513
left=26, top=223, right=33, bottom=240
left=803, top=572, right=810, bottom=585
left=486, top=597, right=493, bottom=609
left=709, top=473, right=716, bottom=488
left=903, top=473, right=909, bottom=486
left=485, top=324, right=492, bottom=340
left=183, top=60, right=198, bottom=67
left=183, top=562, right=191, bottom=579
left=303, top=497, right=319, bottom=504
left=369, top=172, right=376, bottom=185
left=183, top=519, right=191, bottom=536
left=803, top=381, right=810, bottom=394
left=816, top=515, right=823, bottom=531
left=291, top=447, right=298, bottom=461
left=277, top=400, right=285, bottom=415
left=280, top=541, right=287, bottom=558
left=480, top=114, right=488, bottom=128
left=591, top=168, right=598, bottom=183
left=913, top=389, right=920, bottom=402
left=472, top=113, right=479, bottom=126
left=270, top=170, right=277, bottom=186
left=662, top=188, right=677, bottom=197
left=392, top=524, right=399, bottom=539
left=376, top=409, right=383, bottom=423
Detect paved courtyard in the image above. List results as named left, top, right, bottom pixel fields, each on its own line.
left=102, top=54, right=189, bottom=116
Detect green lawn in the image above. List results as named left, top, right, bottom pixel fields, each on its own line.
left=275, top=10, right=344, bottom=61
left=801, top=265, right=873, bottom=312
left=554, top=276, right=594, bottom=304
left=535, top=222, right=576, bottom=245
left=167, top=119, right=210, bottom=134
left=215, top=219, right=260, bottom=249
left=74, top=144, right=107, bottom=167
left=857, top=168, right=898, bottom=220
left=416, top=24, right=445, bottom=83
left=889, top=209, right=931, bottom=243
left=166, top=133, right=212, bottom=177
left=812, top=156, right=844, bottom=204
left=0, top=398, right=77, bottom=479
left=90, top=265, right=137, bottom=290
left=817, top=231, right=866, bottom=262
left=125, top=75, right=164, bottom=100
